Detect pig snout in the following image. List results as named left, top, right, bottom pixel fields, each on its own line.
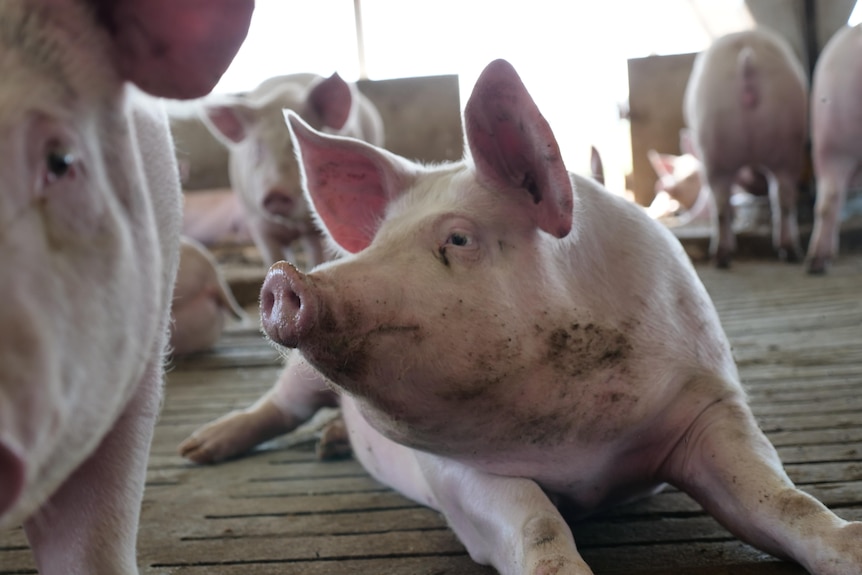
left=260, top=262, right=317, bottom=348
left=262, top=189, right=296, bottom=219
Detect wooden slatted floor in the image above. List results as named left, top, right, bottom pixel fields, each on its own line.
left=3, top=254, right=862, bottom=575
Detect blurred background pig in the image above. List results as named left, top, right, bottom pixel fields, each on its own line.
left=684, top=28, right=808, bottom=268
left=807, top=24, right=862, bottom=274
left=170, top=237, right=247, bottom=356
left=200, top=72, right=385, bottom=269
left=0, top=0, right=251, bottom=573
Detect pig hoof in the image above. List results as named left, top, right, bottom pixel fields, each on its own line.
left=806, top=257, right=829, bottom=275
left=714, top=254, right=732, bottom=269
left=178, top=411, right=262, bottom=464
left=316, top=416, right=352, bottom=461
left=778, top=247, right=802, bottom=264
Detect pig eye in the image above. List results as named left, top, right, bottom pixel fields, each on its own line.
left=44, top=142, right=78, bottom=184
left=447, top=232, right=472, bottom=247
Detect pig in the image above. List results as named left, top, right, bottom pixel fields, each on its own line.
left=806, top=24, right=862, bottom=274
left=646, top=150, right=712, bottom=225
left=684, top=28, right=808, bottom=268
left=201, top=72, right=385, bottom=269
left=0, top=0, right=251, bottom=573
left=180, top=59, right=862, bottom=575
left=646, top=150, right=770, bottom=228
left=170, top=237, right=247, bottom=356
left=182, top=188, right=253, bottom=248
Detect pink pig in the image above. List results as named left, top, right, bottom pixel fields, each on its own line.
left=180, top=59, right=862, bottom=575
left=684, top=29, right=808, bottom=268
left=170, top=237, right=246, bottom=356
left=201, top=73, right=385, bottom=269
left=0, top=0, right=251, bottom=573
left=807, top=24, right=862, bottom=274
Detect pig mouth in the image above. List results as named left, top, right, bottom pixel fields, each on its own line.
left=301, top=321, right=424, bottom=388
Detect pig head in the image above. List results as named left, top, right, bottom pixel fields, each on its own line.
left=0, top=0, right=250, bottom=572
left=202, top=72, right=385, bottom=269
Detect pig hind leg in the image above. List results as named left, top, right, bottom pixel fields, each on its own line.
left=767, top=170, right=802, bottom=263
left=179, top=353, right=338, bottom=463
left=806, top=159, right=856, bottom=274
left=705, top=173, right=736, bottom=268
left=660, top=392, right=862, bottom=574
left=342, top=401, right=593, bottom=575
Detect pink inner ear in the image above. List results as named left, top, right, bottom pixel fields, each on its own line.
left=288, top=115, right=400, bottom=254
left=103, top=0, right=254, bottom=99
left=204, top=106, right=247, bottom=144
left=307, top=73, right=352, bottom=130
left=464, top=59, right=573, bottom=238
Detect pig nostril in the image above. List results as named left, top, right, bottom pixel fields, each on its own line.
left=261, top=288, right=276, bottom=319
left=288, top=290, right=301, bottom=313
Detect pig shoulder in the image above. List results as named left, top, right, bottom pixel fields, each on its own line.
left=564, top=174, right=735, bottom=375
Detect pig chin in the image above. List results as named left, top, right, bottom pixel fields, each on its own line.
left=297, top=319, right=424, bottom=400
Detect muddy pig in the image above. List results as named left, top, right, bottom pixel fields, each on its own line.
left=684, top=28, right=808, bottom=268
left=201, top=72, right=385, bottom=269
left=179, top=59, right=862, bottom=575
left=0, top=0, right=251, bottom=573
left=170, top=237, right=246, bottom=356
left=806, top=24, right=862, bottom=274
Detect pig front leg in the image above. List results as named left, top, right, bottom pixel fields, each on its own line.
left=23, top=358, right=163, bottom=575
left=769, top=171, right=803, bottom=263
left=179, top=352, right=338, bottom=463
left=705, top=174, right=736, bottom=268
left=806, top=159, right=855, bottom=274
left=661, top=391, right=862, bottom=574
left=341, top=400, right=593, bottom=575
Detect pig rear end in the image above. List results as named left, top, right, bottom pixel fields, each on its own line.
left=807, top=24, right=862, bottom=274
left=0, top=0, right=250, bottom=573
left=684, top=29, right=808, bottom=268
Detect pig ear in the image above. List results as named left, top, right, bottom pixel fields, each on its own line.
left=648, top=149, right=674, bottom=178
left=679, top=129, right=698, bottom=158
left=200, top=99, right=254, bottom=145
left=590, top=146, right=604, bottom=185
left=305, top=73, right=353, bottom=131
left=98, top=0, right=254, bottom=99
left=285, top=112, right=414, bottom=254
left=464, top=59, right=573, bottom=238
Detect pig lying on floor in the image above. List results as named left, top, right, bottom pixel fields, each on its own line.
left=170, top=237, right=247, bottom=356
left=181, top=59, right=862, bottom=575
left=0, top=0, right=251, bottom=573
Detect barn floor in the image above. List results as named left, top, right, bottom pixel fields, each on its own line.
left=3, top=254, right=862, bottom=575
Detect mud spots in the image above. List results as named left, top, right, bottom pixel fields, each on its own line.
left=544, top=321, right=633, bottom=379
left=304, top=298, right=422, bottom=387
